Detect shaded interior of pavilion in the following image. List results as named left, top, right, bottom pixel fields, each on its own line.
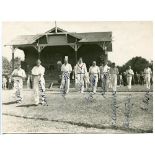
left=20, top=44, right=107, bottom=86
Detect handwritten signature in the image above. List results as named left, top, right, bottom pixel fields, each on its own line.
left=124, top=94, right=133, bottom=128
left=38, top=80, right=48, bottom=106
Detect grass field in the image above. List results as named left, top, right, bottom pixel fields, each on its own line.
left=2, top=85, right=153, bottom=133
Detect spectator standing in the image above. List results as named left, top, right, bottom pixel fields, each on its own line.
left=126, top=66, right=134, bottom=90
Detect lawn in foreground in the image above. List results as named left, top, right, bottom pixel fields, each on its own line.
left=2, top=90, right=153, bottom=133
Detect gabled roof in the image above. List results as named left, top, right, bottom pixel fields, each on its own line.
left=8, top=35, right=41, bottom=45
left=45, top=27, right=67, bottom=33
left=7, top=27, right=67, bottom=46
left=71, top=32, right=112, bottom=42
left=6, top=27, right=112, bottom=46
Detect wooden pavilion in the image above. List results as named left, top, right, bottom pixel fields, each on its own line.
left=6, top=26, right=113, bottom=84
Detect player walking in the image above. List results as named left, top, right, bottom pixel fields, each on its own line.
left=100, top=61, right=110, bottom=95
left=109, top=63, right=119, bottom=95
left=60, top=56, right=72, bottom=94
left=75, top=57, right=87, bottom=93
left=89, top=61, right=100, bottom=94
left=126, top=66, right=134, bottom=90
left=144, top=65, right=152, bottom=91
left=11, top=63, right=26, bottom=105
left=31, top=59, right=47, bottom=106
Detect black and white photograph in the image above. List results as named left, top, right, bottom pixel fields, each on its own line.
left=2, top=21, right=153, bottom=133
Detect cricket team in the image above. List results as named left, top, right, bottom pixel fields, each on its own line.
left=10, top=56, right=152, bottom=106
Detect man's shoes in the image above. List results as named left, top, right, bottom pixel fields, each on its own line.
left=42, top=102, right=48, bottom=106
left=34, top=102, right=39, bottom=106
left=140, top=106, right=148, bottom=111
left=93, top=90, right=96, bottom=94
left=101, top=92, right=105, bottom=95
left=16, top=101, right=23, bottom=107
left=112, top=91, right=116, bottom=95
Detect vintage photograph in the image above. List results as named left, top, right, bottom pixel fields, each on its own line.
left=2, top=21, right=153, bottom=133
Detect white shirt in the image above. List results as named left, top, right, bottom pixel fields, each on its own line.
left=3, top=77, right=7, bottom=83
left=109, top=67, right=119, bottom=75
left=89, top=66, right=100, bottom=74
left=100, top=65, right=110, bottom=74
left=12, top=68, right=26, bottom=80
left=31, top=65, right=45, bottom=76
left=119, top=75, right=122, bottom=80
left=75, top=63, right=87, bottom=74
left=61, top=63, right=72, bottom=73
left=126, top=69, right=134, bottom=77
left=144, top=67, right=152, bottom=77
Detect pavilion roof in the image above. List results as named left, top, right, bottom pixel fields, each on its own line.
left=6, top=27, right=112, bottom=46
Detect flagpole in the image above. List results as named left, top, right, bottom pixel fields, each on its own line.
left=55, top=21, right=57, bottom=33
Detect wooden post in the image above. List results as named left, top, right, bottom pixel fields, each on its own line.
left=104, top=50, right=108, bottom=62
left=11, top=46, right=15, bottom=71
left=37, top=45, right=41, bottom=59
left=74, top=44, right=78, bottom=64
left=55, top=21, right=57, bottom=33
left=102, top=43, right=108, bottom=63
left=37, top=45, right=45, bottom=60
left=98, top=42, right=108, bottom=63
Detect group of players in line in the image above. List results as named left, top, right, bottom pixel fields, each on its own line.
left=3, top=56, right=152, bottom=106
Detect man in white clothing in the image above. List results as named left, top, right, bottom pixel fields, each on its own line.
left=100, top=61, right=110, bottom=95
left=89, top=61, right=100, bottom=93
left=60, top=56, right=72, bottom=94
left=144, top=65, right=152, bottom=90
left=11, top=63, right=26, bottom=104
left=2, top=76, right=7, bottom=89
left=31, top=59, right=47, bottom=106
left=75, top=57, right=87, bottom=93
left=126, top=66, right=134, bottom=90
left=109, top=63, right=119, bottom=95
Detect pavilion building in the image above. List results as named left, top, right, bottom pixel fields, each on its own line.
left=6, top=26, right=112, bottom=86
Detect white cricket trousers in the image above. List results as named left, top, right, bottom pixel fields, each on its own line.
left=13, top=79, right=23, bottom=103
left=127, top=76, right=132, bottom=90
left=33, top=76, right=46, bottom=105
left=101, top=73, right=108, bottom=92
left=61, top=73, right=70, bottom=94
left=76, top=73, right=85, bottom=93
left=145, top=75, right=151, bottom=90
left=111, top=74, right=117, bottom=92
left=90, top=74, right=98, bottom=93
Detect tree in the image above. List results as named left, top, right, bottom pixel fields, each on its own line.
left=149, top=60, right=153, bottom=71
left=2, top=56, right=11, bottom=75
left=120, top=56, right=150, bottom=73
left=10, top=57, right=22, bottom=69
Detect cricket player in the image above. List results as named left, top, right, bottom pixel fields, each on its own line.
left=60, top=56, right=72, bottom=94
left=119, top=73, right=123, bottom=87
left=8, top=76, right=12, bottom=89
left=31, top=59, right=47, bottom=105
left=144, top=65, right=152, bottom=90
left=126, top=66, right=134, bottom=90
left=100, top=61, right=110, bottom=95
left=89, top=61, right=100, bottom=93
left=75, top=57, right=87, bottom=93
left=11, top=63, right=26, bottom=104
left=2, top=76, right=7, bottom=89
left=84, top=72, right=90, bottom=90
left=109, top=63, right=119, bottom=95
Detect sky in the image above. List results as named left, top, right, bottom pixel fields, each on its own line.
left=2, top=21, right=153, bottom=66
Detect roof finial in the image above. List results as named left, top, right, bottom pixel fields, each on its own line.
left=55, top=21, right=57, bottom=33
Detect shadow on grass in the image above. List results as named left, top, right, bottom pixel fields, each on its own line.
left=2, top=113, right=153, bottom=134
left=16, top=104, right=39, bottom=107
left=3, top=101, right=17, bottom=105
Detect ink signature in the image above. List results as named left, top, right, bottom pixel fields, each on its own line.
left=38, top=80, right=48, bottom=106
left=124, top=94, right=133, bottom=128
